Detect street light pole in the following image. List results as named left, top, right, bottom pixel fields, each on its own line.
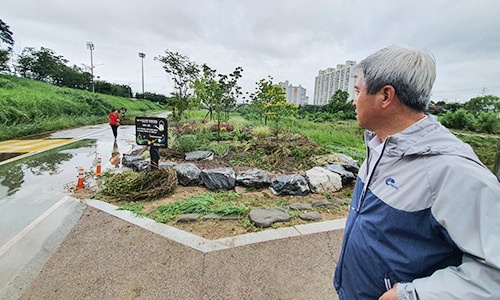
left=86, top=41, right=95, bottom=93
left=139, top=52, right=145, bottom=98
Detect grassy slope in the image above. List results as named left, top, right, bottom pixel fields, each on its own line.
left=0, top=75, right=163, bottom=140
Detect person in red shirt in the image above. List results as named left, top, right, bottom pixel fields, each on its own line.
left=108, top=108, right=120, bottom=139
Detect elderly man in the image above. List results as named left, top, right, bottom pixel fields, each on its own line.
left=334, top=45, right=500, bottom=299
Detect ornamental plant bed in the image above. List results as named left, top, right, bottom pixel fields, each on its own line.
left=92, top=131, right=354, bottom=240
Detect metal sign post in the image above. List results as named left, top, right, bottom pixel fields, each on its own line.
left=135, top=116, right=168, bottom=169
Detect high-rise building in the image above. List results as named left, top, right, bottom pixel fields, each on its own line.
left=313, top=60, right=356, bottom=106
left=279, top=80, right=309, bottom=106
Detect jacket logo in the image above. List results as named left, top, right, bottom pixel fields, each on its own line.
left=385, top=178, right=399, bottom=190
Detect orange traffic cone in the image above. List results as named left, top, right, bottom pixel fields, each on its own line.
left=76, top=167, right=85, bottom=190
left=95, top=156, right=102, bottom=176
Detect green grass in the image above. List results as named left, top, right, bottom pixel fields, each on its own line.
left=0, top=74, right=163, bottom=141
left=150, top=192, right=249, bottom=223
left=286, top=118, right=366, bottom=163
left=453, top=131, right=499, bottom=171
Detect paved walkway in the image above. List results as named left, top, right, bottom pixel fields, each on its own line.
left=19, top=200, right=344, bottom=300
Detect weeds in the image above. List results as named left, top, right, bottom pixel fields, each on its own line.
left=150, top=192, right=249, bottom=223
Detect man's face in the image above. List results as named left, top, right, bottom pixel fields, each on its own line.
left=352, top=74, right=381, bottom=130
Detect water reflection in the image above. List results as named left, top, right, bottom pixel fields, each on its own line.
left=0, top=139, right=96, bottom=197
left=110, top=140, right=121, bottom=167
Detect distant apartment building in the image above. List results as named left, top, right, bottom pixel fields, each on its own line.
left=313, top=60, right=356, bottom=106
left=279, top=80, right=309, bottom=106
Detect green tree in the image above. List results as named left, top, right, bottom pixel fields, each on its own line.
left=0, top=19, right=14, bottom=72
left=16, top=47, right=69, bottom=83
left=155, top=50, right=200, bottom=122
left=0, top=49, right=9, bottom=72
left=136, top=92, right=168, bottom=104
left=0, top=19, right=14, bottom=50
left=464, top=95, right=500, bottom=115
left=264, top=97, right=298, bottom=131
left=443, top=102, right=463, bottom=113
left=324, top=89, right=355, bottom=119
left=192, top=64, right=243, bottom=140
left=250, top=76, right=286, bottom=125
left=193, top=64, right=243, bottom=120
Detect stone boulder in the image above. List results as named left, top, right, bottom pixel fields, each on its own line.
left=269, top=174, right=310, bottom=196
left=249, top=207, right=290, bottom=228
left=200, top=167, right=236, bottom=191
left=159, top=161, right=176, bottom=169
left=304, top=167, right=342, bottom=193
left=312, top=199, right=336, bottom=208
left=332, top=152, right=360, bottom=173
left=324, top=163, right=356, bottom=184
left=236, top=168, right=270, bottom=189
left=130, top=159, right=150, bottom=172
left=289, top=203, right=312, bottom=211
left=174, top=163, right=202, bottom=186
left=185, top=151, right=214, bottom=161
left=177, top=214, right=200, bottom=223
left=299, top=211, right=321, bottom=221
left=121, top=154, right=143, bottom=168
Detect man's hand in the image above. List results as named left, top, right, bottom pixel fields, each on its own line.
left=379, top=283, right=398, bottom=300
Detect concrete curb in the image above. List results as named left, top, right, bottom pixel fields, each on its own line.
left=85, top=199, right=347, bottom=253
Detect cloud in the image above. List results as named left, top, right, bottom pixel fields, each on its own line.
left=2, top=0, right=500, bottom=102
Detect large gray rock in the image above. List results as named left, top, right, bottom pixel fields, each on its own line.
left=159, top=161, right=176, bottom=169
left=174, top=163, right=202, bottom=186
left=269, top=174, right=310, bottom=196
left=304, top=167, right=342, bottom=193
left=200, top=167, right=236, bottom=191
left=312, top=199, right=336, bottom=208
left=299, top=211, right=321, bottom=221
left=121, top=154, right=143, bottom=167
left=177, top=214, right=199, bottom=223
left=290, top=203, right=312, bottom=211
left=249, top=207, right=290, bottom=228
left=332, top=152, right=359, bottom=167
left=130, top=159, right=150, bottom=172
left=185, top=151, right=214, bottom=161
left=324, top=163, right=356, bottom=184
left=236, top=168, right=270, bottom=189
left=332, top=152, right=360, bottom=174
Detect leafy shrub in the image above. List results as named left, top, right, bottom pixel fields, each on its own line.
left=252, top=125, right=272, bottom=139
left=172, top=134, right=200, bottom=152
left=439, top=109, right=475, bottom=130
left=474, top=112, right=499, bottom=134
left=208, top=142, right=231, bottom=158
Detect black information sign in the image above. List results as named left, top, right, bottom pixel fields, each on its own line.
left=135, top=116, right=168, bottom=148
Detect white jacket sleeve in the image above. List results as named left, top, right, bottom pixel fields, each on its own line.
left=397, top=157, right=500, bottom=299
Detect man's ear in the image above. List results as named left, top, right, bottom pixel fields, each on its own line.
left=381, top=85, right=396, bottom=108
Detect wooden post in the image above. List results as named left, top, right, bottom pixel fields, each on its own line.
left=150, top=146, right=159, bottom=170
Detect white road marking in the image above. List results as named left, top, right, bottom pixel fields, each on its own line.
left=0, top=196, right=70, bottom=257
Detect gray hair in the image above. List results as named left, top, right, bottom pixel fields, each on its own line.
left=356, top=45, right=436, bottom=111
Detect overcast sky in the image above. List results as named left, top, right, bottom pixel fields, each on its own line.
left=2, top=0, right=500, bottom=103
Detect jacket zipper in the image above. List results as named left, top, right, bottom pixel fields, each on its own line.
left=336, top=137, right=389, bottom=290
left=356, top=138, right=389, bottom=212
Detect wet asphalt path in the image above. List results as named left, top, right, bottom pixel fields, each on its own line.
left=0, top=123, right=138, bottom=298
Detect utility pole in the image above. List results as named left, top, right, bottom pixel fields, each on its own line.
left=86, top=41, right=95, bottom=93
left=139, top=52, right=146, bottom=98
